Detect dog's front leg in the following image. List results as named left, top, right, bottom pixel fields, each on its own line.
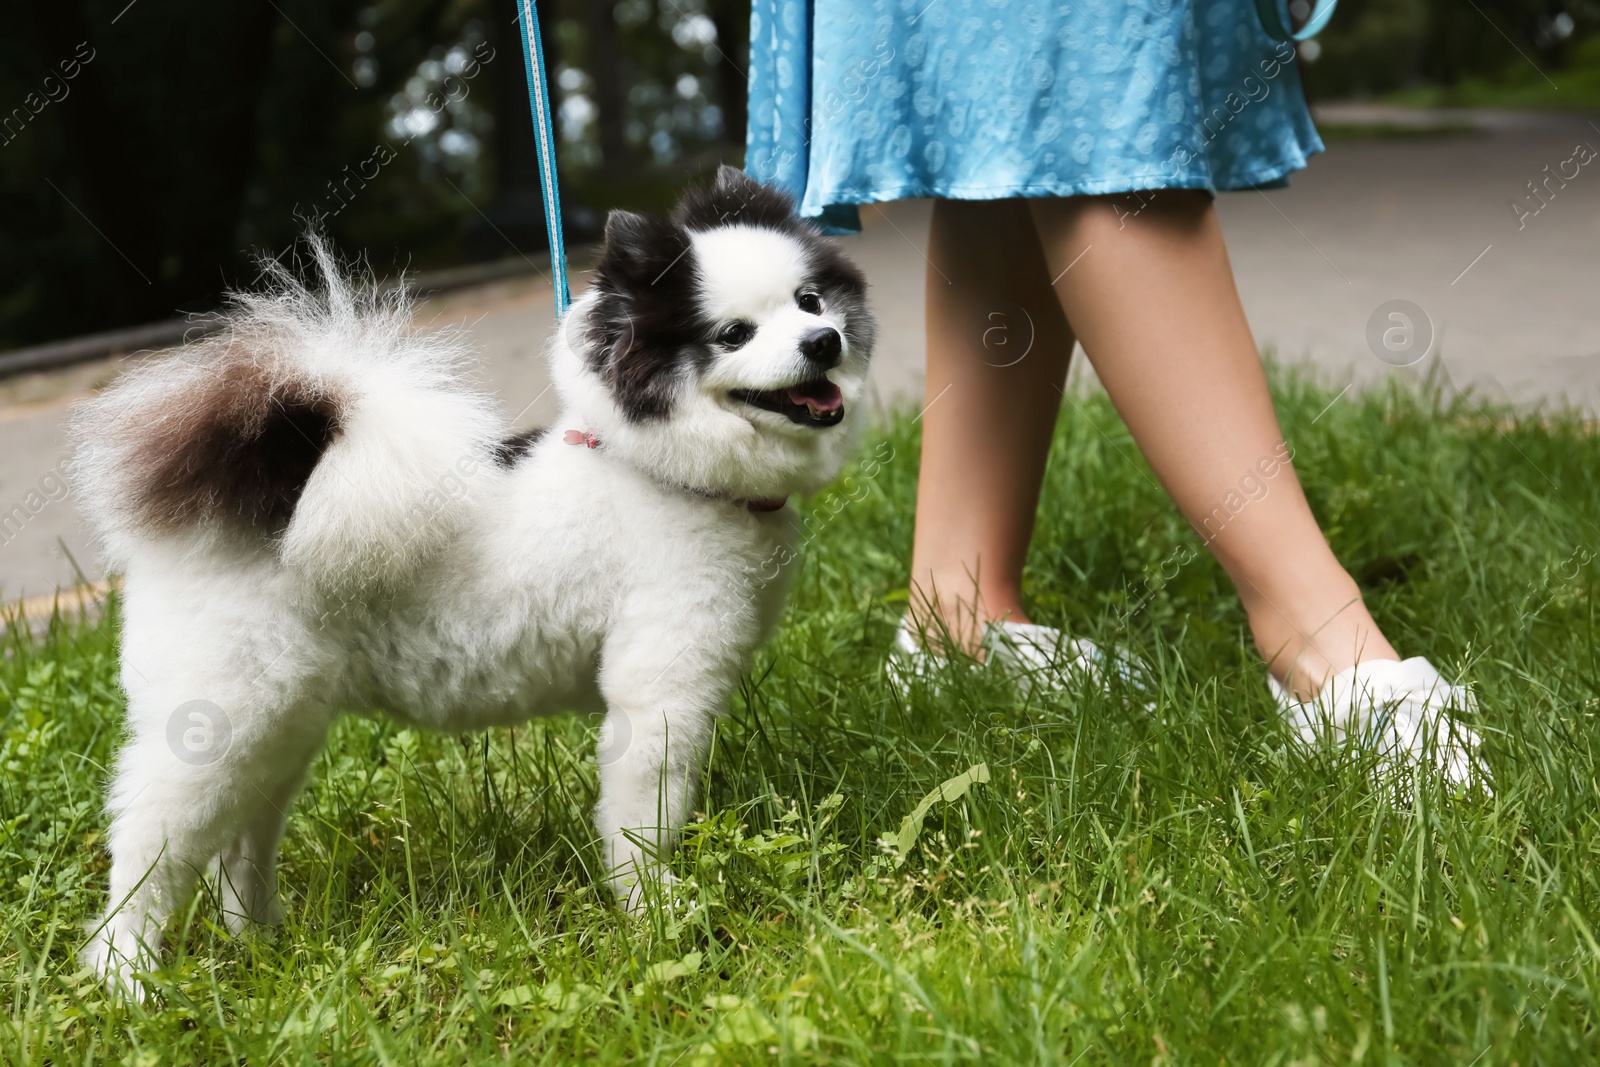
left=593, top=701, right=713, bottom=910
left=592, top=626, right=736, bottom=911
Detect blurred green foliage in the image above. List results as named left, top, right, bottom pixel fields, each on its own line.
left=1383, top=34, right=1600, bottom=108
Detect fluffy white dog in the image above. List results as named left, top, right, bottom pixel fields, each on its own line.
left=70, top=167, right=875, bottom=991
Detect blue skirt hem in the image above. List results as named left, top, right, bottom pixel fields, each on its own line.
left=802, top=146, right=1322, bottom=236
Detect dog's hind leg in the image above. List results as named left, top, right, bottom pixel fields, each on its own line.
left=214, top=727, right=325, bottom=935
left=82, top=689, right=330, bottom=996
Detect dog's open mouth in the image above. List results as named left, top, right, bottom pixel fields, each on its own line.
left=730, top=378, right=845, bottom=427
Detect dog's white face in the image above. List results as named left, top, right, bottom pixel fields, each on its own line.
left=558, top=167, right=876, bottom=501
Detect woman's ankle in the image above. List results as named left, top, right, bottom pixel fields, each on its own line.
left=1248, top=594, right=1401, bottom=699
left=906, top=583, right=1030, bottom=656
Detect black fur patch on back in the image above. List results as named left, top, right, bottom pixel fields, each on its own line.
left=133, top=361, right=343, bottom=531
left=493, top=426, right=548, bottom=467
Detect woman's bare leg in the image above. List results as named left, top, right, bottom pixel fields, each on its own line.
left=1028, top=192, right=1397, bottom=697
left=909, top=199, right=1076, bottom=651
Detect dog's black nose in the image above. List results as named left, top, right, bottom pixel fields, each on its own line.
left=799, top=327, right=842, bottom=369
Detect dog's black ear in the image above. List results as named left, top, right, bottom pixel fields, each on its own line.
left=587, top=207, right=698, bottom=421
left=714, top=164, right=761, bottom=197
left=596, top=208, right=690, bottom=291
left=601, top=207, right=646, bottom=252
left=601, top=209, right=653, bottom=265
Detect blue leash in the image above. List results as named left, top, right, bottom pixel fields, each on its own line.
left=514, top=0, right=571, bottom=314
left=1254, top=0, right=1337, bottom=41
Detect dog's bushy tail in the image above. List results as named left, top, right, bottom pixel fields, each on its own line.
left=70, top=237, right=503, bottom=589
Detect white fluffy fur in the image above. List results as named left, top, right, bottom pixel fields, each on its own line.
left=70, top=245, right=503, bottom=589
left=72, top=232, right=871, bottom=994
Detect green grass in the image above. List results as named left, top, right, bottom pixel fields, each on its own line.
left=3, top=370, right=1599, bottom=1064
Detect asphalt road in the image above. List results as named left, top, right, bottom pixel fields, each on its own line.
left=3, top=105, right=1597, bottom=605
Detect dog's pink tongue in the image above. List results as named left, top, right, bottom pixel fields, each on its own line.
left=785, top=380, right=843, bottom=413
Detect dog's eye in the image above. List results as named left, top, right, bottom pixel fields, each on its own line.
left=718, top=322, right=754, bottom=348
left=796, top=291, right=823, bottom=315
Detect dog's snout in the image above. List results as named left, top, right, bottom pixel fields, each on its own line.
left=799, top=327, right=842, bottom=369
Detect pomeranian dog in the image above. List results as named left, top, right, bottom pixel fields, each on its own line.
left=70, top=166, right=874, bottom=991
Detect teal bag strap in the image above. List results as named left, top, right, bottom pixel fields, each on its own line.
left=514, top=0, right=571, bottom=314
left=1254, top=0, right=1337, bottom=41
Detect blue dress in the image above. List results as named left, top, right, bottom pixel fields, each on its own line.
left=745, top=0, right=1324, bottom=233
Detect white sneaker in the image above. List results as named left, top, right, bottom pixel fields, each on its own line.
left=886, top=616, right=1149, bottom=700
left=1270, top=657, right=1492, bottom=793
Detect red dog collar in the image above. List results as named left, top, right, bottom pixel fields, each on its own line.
left=564, top=429, right=787, bottom=514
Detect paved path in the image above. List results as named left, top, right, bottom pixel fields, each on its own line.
left=3, top=106, right=1597, bottom=604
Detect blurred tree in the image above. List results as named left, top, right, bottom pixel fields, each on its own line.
left=1, top=0, right=491, bottom=349
left=1300, top=0, right=1595, bottom=98
left=0, top=0, right=748, bottom=352
left=587, top=0, right=632, bottom=178
left=470, top=0, right=591, bottom=259
left=549, top=0, right=740, bottom=218
left=11, top=3, right=280, bottom=336
left=706, top=0, right=750, bottom=148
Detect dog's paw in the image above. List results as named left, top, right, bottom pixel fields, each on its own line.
left=221, top=894, right=285, bottom=937
left=80, top=931, right=152, bottom=1002
left=614, top=866, right=683, bottom=916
